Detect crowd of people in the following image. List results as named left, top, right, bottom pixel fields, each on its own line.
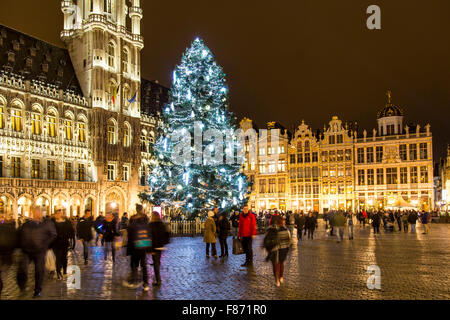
left=0, top=201, right=438, bottom=297
left=0, top=204, right=170, bottom=299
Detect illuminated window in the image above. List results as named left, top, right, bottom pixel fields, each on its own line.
left=268, top=179, right=276, bottom=193
left=358, top=170, right=365, bottom=185
left=78, top=122, right=86, bottom=142
left=78, top=164, right=85, bottom=181
left=376, top=169, right=384, bottom=185
left=12, top=157, right=21, bottom=178
left=386, top=168, right=398, bottom=185
left=31, top=113, right=41, bottom=135
left=107, top=164, right=115, bottom=181
left=259, top=179, right=266, bottom=193
left=0, top=104, right=5, bottom=129
left=65, top=119, right=73, bottom=140
left=409, top=144, right=417, bottom=161
left=366, top=147, right=374, bottom=163
left=47, top=112, right=56, bottom=137
left=410, top=167, right=418, bottom=183
left=124, top=124, right=131, bottom=147
left=11, top=110, right=22, bottom=132
left=367, top=169, right=374, bottom=185
left=31, top=159, right=40, bottom=179
left=64, top=162, right=72, bottom=181
left=123, top=165, right=129, bottom=182
left=400, top=167, right=408, bottom=184
left=107, top=120, right=116, bottom=144
left=420, top=166, right=428, bottom=183
left=419, top=143, right=428, bottom=160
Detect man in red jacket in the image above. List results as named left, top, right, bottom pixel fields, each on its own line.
left=238, top=205, right=257, bottom=267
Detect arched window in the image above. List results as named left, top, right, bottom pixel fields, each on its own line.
left=31, top=105, right=42, bottom=135
left=122, top=48, right=129, bottom=74
left=47, top=110, right=57, bottom=137
left=0, top=98, right=6, bottom=129
left=124, top=122, right=131, bottom=147
left=78, top=121, right=86, bottom=142
left=104, top=0, right=112, bottom=14
left=108, top=42, right=115, bottom=68
left=107, top=119, right=117, bottom=145
left=11, top=107, right=22, bottom=132
left=141, top=132, right=147, bottom=152
left=65, top=114, right=73, bottom=140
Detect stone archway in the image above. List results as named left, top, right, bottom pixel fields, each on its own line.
left=104, top=187, right=125, bottom=219
left=17, top=194, right=33, bottom=218
left=70, top=194, right=83, bottom=218
left=34, top=194, right=51, bottom=217
left=0, top=194, right=14, bottom=217
left=53, top=193, right=70, bottom=217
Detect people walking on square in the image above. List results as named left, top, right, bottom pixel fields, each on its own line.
left=395, top=211, right=402, bottom=231
left=347, top=212, right=354, bottom=240
left=238, top=205, right=257, bottom=267
left=217, top=212, right=230, bottom=257
left=294, top=212, right=306, bottom=240
left=285, top=211, right=295, bottom=238
left=76, top=209, right=94, bottom=265
left=421, top=211, right=430, bottom=234
left=51, top=209, right=75, bottom=280
left=408, top=211, right=418, bottom=233
left=17, top=205, right=57, bottom=298
left=120, top=212, right=129, bottom=231
left=305, top=212, right=317, bottom=239
left=149, top=211, right=170, bottom=287
left=204, top=211, right=217, bottom=258
left=265, top=216, right=291, bottom=287
left=372, top=211, right=381, bottom=234
left=230, top=211, right=240, bottom=238
left=362, top=210, right=368, bottom=227
left=0, top=212, right=18, bottom=298
left=124, top=205, right=151, bottom=290
left=333, top=211, right=346, bottom=243
left=401, top=212, right=409, bottom=232
left=101, top=213, right=120, bottom=263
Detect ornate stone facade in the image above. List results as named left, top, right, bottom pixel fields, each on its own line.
left=0, top=0, right=168, bottom=218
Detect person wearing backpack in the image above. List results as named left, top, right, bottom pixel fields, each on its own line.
left=149, top=211, right=170, bottom=287
left=124, top=205, right=151, bottom=291
left=264, top=216, right=291, bottom=287
left=0, top=211, right=18, bottom=298
left=17, top=205, right=57, bottom=298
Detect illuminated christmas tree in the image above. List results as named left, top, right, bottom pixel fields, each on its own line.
left=139, top=38, right=250, bottom=217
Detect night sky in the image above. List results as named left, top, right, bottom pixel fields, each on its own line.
left=1, top=0, right=449, bottom=161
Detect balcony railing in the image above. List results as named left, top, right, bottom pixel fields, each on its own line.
left=0, top=177, right=97, bottom=190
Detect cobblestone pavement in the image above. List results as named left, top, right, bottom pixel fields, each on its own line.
left=1, top=221, right=449, bottom=300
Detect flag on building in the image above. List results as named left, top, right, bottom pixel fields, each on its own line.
left=112, top=83, right=120, bottom=105
left=128, top=91, right=137, bottom=104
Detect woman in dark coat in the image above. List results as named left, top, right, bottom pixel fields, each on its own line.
left=52, top=209, right=75, bottom=280
left=304, top=213, right=317, bottom=239
left=101, top=213, right=120, bottom=262
left=149, top=211, right=170, bottom=286
left=76, top=209, right=94, bottom=264
left=217, top=212, right=230, bottom=257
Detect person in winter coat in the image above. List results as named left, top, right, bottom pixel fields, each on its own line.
left=347, top=212, right=354, bottom=240
left=203, top=211, right=217, bottom=258
left=401, top=212, right=409, bottom=232
left=305, top=212, right=317, bottom=239
left=421, top=211, right=430, bottom=234
left=17, top=205, right=57, bottom=298
left=0, top=212, right=18, bottom=297
left=217, top=212, right=230, bottom=257
left=124, top=205, right=151, bottom=291
left=52, top=209, right=75, bottom=280
left=230, top=211, right=240, bottom=238
left=76, top=209, right=94, bottom=264
left=238, top=205, right=257, bottom=267
left=149, top=211, right=170, bottom=286
left=408, top=211, right=418, bottom=233
left=101, top=213, right=120, bottom=262
left=294, top=212, right=306, bottom=240
left=372, top=212, right=381, bottom=234
left=285, top=211, right=295, bottom=237
left=333, top=211, right=346, bottom=242
left=120, top=212, right=129, bottom=231
left=266, top=215, right=291, bottom=287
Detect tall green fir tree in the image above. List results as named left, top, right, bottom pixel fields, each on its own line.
left=139, top=38, right=250, bottom=218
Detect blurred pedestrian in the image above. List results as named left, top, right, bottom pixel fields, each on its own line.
left=217, top=212, right=230, bottom=257
left=0, top=212, right=18, bottom=298
left=149, top=211, right=170, bottom=286
left=203, top=211, right=217, bottom=258
left=408, top=211, right=418, bottom=233
left=238, top=205, right=257, bottom=267
left=51, top=209, right=75, bottom=280
left=347, top=212, right=354, bottom=240
left=94, top=213, right=105, bottom=246
left=372, top=212, right=381, bottom=234
left=305, top=212, right=317, bottom=239
left=421, top=211, right=430, bottom=234
left=124, top=205, right=151, bottom=290
left=230, top=211, right=240, bottom=238
left=333, top=211, right=346, bottom=243
left=101, top=213, right=120, bottom=263
left=76, top=209, right=94, bottom=265
left=401, top=212, right=409, bottom=232
left=294, top=212, right=306, bottom=240
left=17, top=205, right=57, bottom=298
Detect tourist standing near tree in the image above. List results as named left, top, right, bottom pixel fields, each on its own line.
left=0, top=211, right=18, bottom=298
left=51, top=209, right=75, bottom=280
left=217, top=212, right=230, bottom=257
left=77, top=209, right=94, bottom=265
left=238, top=205, right=257, bottom=267
left=17, top=205, right=57, bottom=298
left=204, top=211, right=218, bottom=258
left=230, top=211, right=240, bottom=238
